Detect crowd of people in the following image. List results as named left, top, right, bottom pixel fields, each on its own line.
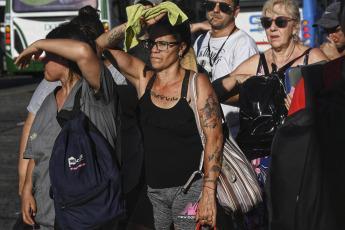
left=15, top=0, right=345, bottom=229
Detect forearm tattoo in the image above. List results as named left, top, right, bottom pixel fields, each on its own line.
left=215, top=146, right=223, bottom=164
left=107, top=28, right=125, bottom=46
left=210, top=165, right=221, bottom=173
left=208, top=146, right=223, bottom=164
left=203, top=176, right=219, bottom=186
left=202, top=93, right=220, bottom=129
left=150, top=92, right=178, bottom=101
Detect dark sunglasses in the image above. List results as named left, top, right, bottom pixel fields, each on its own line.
left=204, top=1, right=232, bottom=13
left=324, top=26, right=341, bottom=35
left=260, top=16, right=295, bottom=29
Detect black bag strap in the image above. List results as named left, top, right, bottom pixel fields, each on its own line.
left=259, top=53, right=270, bottom=75
left=277, top=48, right=312, bottom=74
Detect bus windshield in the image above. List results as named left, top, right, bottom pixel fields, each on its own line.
left=13, top=0, right=98, bottom=13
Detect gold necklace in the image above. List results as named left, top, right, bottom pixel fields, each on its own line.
left=272, top=43, right=296, bottom=71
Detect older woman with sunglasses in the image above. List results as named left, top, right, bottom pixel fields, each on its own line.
left=212, top=0, right=328, bottom=228
left=214, top=0, right=328, bottom=108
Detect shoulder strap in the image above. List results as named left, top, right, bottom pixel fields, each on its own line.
left=181, top=69, right=191, bottom=99
left=304, top=48, right=312, bottom=65
left=56, top=87, right=82, bottom=128
left=181, top=72, right=205, bottom=193
left=196, top=33, right=207, bottom=56
left=278, top=48, right=312, bottom=74
left=145, top=72, right=156, bottom=91
left=259, top=53, right=269, bottom=75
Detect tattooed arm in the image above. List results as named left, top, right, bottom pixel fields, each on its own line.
left=95, top=12, right=166, bottom=88
left=95, top=24, right=146, bottom=87
left=194, top=74, right=223, bottom=228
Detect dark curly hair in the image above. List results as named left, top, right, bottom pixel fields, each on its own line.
left=70, top=5, right=105, bottom=41
left=46, top=22, right=96, bottom=77
left=149, top=15, right=191, bottom=57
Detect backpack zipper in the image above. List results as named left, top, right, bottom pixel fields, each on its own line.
left=59, top=180, right=110, bottom=210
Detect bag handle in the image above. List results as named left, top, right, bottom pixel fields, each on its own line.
left=181, top=73, right=205, bottom=193
left=195, top=222, right=218, bottom=230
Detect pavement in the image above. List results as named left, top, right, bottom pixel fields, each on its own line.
left=0, top=79, right=41, bottom=230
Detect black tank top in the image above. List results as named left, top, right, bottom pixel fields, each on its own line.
left=137, top=70, right=203, bottom=189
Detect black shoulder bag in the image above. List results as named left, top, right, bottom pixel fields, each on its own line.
left=236, top=48, right=311, bottom=160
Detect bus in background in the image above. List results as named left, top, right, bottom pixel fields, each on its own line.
left=4, top=0, right=114, bottom=73
left=236, top=0, right=332, bottom=52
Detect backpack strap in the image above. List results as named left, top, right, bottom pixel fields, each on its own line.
left=196, top=33, right=207, bottom=56
left=56, top=87, right=82, bottom=128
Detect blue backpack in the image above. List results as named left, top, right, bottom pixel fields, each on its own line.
left=49, top=87, right=125, bottom=230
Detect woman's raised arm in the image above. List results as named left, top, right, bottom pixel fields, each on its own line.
left=15, top=39, right=101, bottom=91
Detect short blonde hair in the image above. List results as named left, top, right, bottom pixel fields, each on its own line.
left=262, top=0, right=300, bottom=22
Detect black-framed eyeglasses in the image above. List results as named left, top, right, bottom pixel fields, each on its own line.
left=260, top=16, right=295, bottom=29
left=324, top=26, right=341, bottom=35
left=204, top=1, right=232, bottom=13
left=142, top=39, right=180, bottom=51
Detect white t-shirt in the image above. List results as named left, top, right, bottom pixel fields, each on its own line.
left=194, top=29, right=259, bottom=137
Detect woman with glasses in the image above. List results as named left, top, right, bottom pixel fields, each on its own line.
left=212, top=0, right=328, bottom=228
left=97, top=13, right=224, bottom=229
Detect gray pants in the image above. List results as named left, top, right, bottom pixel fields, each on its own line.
left=147, top=179, right=203, bottom=230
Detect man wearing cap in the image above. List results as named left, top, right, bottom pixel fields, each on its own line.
left=313, top=2, right=345, bottom=60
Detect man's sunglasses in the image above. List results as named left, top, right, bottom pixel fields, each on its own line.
left=324, top=26, right=341, bottom=35
left=260, top=16, right=295, bottom=29
left=204, top=1, right=232, bottom=13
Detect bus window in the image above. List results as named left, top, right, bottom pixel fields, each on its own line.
left=13, top=0, right=98, bottom=12
left=5, top=0, right=113, bottom=73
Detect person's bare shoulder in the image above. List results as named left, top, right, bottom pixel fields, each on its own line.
left=308, top=47, right=330, bottom=63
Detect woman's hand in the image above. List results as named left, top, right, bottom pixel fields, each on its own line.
left=15, top=41, right=43, bottom=70
left=195, top=186, right=217, bottom=227
left=285, top=92, right=293, bottom=110
left=139, top=12, right=167, bottom=29
left=21, top=188, right=36, bottom=226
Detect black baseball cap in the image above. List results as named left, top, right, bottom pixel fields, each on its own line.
left=313, top=2, right=340, bottom=29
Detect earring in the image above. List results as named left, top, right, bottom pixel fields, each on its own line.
left=179, top=54, right=182, bottom=60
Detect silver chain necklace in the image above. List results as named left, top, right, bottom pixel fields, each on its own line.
left=272, top=43, right=296, bottom=71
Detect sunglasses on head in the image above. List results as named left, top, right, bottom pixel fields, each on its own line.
left=204, top=1, right=232, bottom=13
left=324, top=26, right=341, bottom=34
left=260, top=16, right=295, bottom=29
